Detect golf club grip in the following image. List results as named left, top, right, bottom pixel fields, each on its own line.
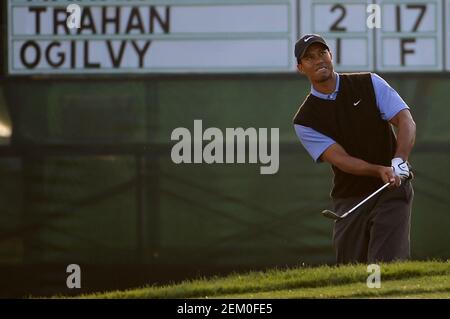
left=406, top=161, right=414, bottom=180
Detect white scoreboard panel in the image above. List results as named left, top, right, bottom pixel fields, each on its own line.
left=8, top=0, right=297, bottom=74
left=300, top=0, right=374, bottom=72
left=375, top=0, right=443, bottom=72
left=447, top=0, right=450, bottom=71
left=6, top=0, right=450, bottom=74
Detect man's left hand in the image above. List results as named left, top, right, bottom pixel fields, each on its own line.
left=391, top=157, right=410, bottom=180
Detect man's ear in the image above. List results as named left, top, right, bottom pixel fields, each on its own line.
left=297, top=63, right=304, bottom=74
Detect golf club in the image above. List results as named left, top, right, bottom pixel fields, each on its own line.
left=322, top=182, right=391, bottom=220
left=322, top=166, right=415, bottom=221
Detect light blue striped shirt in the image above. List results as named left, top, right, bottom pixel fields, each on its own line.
left=294, top=73, right=409, bottom=162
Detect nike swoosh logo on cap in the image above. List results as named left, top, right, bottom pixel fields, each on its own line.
left=304, top=36, right=314, bottom=42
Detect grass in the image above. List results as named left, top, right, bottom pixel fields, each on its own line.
left=75, top=260, right=450, bottom=299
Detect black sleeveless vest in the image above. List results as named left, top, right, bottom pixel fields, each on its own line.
left=293, top=73, right=397, bottom=198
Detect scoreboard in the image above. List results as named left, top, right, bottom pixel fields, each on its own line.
left=300, top=0, right=374, bottom=71
left=5, top=0, right=450, bottom=74
left=7, top=0, right=296, bottom=74
left=301, top=0, right=444, bottom=72
left=376, top=0, right=443, bottom=72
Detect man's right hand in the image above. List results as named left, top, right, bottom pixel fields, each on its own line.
left=378, top=166, right=401, bottom=187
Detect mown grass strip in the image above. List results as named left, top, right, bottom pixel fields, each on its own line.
left=75, top=260, right=449, bottom=299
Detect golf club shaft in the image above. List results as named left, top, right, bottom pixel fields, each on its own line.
left=341, top=182, right=391, bottom=218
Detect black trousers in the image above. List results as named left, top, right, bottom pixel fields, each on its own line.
left=332, top=180, right=414, bottom=264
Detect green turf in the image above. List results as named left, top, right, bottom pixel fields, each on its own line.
left=75, top=260, right=450, bottom=299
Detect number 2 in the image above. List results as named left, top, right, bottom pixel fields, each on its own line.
left=330, top=4, right=347, bottom=32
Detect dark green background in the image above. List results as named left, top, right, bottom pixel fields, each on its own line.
left=0, top=76, right=449, bottom=276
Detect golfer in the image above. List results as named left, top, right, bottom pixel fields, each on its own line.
left=293, top=34, right=416, bottom=264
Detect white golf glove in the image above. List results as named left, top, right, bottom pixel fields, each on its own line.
left=391, top=157, right=410, bottom=180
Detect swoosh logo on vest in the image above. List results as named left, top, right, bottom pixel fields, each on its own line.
left=353, top=99, right=362, bottom=106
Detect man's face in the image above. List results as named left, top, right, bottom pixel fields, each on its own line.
left=297, top=43, right=334, bottom=83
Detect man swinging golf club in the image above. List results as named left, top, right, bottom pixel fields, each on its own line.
left=292, top=34, right=416, bottom=264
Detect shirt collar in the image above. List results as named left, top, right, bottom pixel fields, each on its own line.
left=310, top=72, right=339, bottom=100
